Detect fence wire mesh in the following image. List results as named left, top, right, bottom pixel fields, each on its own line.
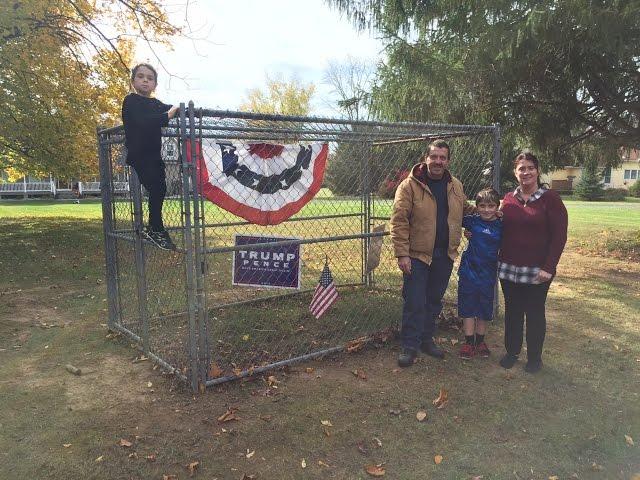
left=98, top=105, right=500, bottom=391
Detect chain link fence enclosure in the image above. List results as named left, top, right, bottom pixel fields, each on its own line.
left=98, top=103, right=501, bottom=391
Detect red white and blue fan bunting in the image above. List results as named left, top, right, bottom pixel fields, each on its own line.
left=190, top=140, right=328, bottom=225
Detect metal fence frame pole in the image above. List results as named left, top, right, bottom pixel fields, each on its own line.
left=187, top=102, right=210, bottom=390
left=361, top=140, right=371, bottom=286
left=129, top=168, right=150, bottom=353
left=179, top=103, right=200, bottom=392
left=98, top=128, right=120, bottom=330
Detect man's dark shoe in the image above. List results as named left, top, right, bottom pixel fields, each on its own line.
left=421, top=340, right=445, bottom=359
left=398, top=348, right=418, bottom=367
left=499, top=353, right=518, bottom=369
left=524, top=359, right=543, bottom=374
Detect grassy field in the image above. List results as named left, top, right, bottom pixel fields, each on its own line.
left=0, top=198, right=639, bottom=479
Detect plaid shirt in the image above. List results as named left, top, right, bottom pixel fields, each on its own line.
left=497, top=186, right=547, bottom=284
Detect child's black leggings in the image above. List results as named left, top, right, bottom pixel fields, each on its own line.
left=500, top=279, right=551, bottom=362
left=131, top=160, right=167, bottom=232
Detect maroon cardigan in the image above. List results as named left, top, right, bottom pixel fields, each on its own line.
left=499, top=189, right=568, bottom=275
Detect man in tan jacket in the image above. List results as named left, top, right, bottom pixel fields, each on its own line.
left=391, top=139, right=474, bottom=367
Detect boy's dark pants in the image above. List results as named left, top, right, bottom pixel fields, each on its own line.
left=131, top=159, right=167, bottom=232
left=500, top=279, right=551, bottom=362
left=401, top=253, right=453, bottom=351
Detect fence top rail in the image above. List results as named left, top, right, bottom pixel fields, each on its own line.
left=98, top=106, right=498, bottom=137
left=196, top=108, right=497, bottom=133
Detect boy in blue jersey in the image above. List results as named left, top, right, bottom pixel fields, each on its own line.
left=457, top=188, right=502, bottom=359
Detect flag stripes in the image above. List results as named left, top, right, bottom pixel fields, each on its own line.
left=309, top=263, right=338, bottom=319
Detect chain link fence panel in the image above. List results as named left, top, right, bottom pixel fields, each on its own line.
left=99, top=105, right=500, bottom=391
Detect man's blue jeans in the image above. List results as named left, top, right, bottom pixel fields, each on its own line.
left=401, top=253, right=453, bottom=350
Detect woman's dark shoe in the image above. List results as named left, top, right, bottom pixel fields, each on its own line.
left=524, top=359, right=543, bottom=374
left=398, top=348, right=418, bottom=367
left=499, top=353, right=518, bottom=369
left=421, top=340, right=445, bottom=359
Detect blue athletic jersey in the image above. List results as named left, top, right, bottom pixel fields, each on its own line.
left=458, top=215, right=502, bottom=288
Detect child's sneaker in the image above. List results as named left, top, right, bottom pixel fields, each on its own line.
left=475, top=341, right=491, bottom=358
left=149, top=229, right=176, bottom=251
left=458, top=343, right=475, bottom=360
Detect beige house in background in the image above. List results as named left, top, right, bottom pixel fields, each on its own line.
left=541, top=149, right=640, bottom=191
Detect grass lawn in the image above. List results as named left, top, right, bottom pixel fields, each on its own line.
left=0, top=198, right=639, bottom=479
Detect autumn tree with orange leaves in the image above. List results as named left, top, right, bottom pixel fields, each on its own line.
left=0, top=0, right=180, bottom=178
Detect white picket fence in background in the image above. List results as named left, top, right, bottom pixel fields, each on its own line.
left=0, top=178, right=129, bottom=197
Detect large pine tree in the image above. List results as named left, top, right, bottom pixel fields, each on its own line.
left=326, top=0, right=640, bottom=168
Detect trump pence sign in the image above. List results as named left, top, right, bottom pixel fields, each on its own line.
left=232, top=234, right=301, bottom=289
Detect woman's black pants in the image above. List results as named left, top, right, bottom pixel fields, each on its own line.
left=131, top=160, right=167, bottom=232
left=500, top=279, right=551, bottom=362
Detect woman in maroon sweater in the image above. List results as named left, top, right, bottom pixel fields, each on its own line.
left=498, top=151, right=568, bottom=373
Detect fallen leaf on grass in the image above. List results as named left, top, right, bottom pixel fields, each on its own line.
left=246, top=449, right=255, bottom=459
left=267, top=375, right=279, bottom=387
left=351, top=369, right=368, bottom=380
left=450, top=338, right=459, bottom=346
left=240, top=475, right=256, bottom=480
left=186, top=461, right=199, bottom=476
left=591, top=462, right=603, bottom=471
left=373, top=437, right=382, bottom=448
left=146, top=381, right=153, bottom=388
left=259, top=415, right=272, bottom=422
left=346, top=337, right=367, bottom=353
left=63, top=444, right=72, bottom=448
left=305, top=367, right=315, bottom=373
left=146, top=454, right=156, bottom=462
left=365, top=464, right=386, bottom=476
left=432, top=387, right=449, bottom=409
left=65, top=364, right=82, bottom=376
left=209, top=363, right=224, bottom=378
left=318, top=460, right=331, bottom=468
left=301, top=458, right=307, bottom=468
left=128, top=452, right=138, bottom=459
left=471, top=476, right=484, bottom=480
left=218, top=408, right=239, bottom=423
left=434, top=455, right=443, bottom=465
left=163, top=475, right=178, bottom=480
left=357, top=442, right=369, bottom=455
left=321, top=420, right=333, bottom=427
left=625, top=434, right=635, bottom=446
left=94, top=455, right=104, bottom=463
left=118, top=439, right=133, bottom=448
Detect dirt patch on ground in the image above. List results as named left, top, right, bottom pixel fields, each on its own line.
left=0, top=287, right=70, bottom=325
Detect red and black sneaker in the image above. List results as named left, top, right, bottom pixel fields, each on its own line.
left=475, top=342, right=491, bottom=358
left=458, top=343, right=475, bottom=360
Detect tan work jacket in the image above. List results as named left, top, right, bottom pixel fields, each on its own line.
left=390, top=163, right=474, bottom=265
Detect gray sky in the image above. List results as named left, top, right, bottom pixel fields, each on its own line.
left=136, top=0, right=384, bottom=116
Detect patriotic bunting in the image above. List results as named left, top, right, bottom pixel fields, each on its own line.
left=188, top=140, right=328, bottom=225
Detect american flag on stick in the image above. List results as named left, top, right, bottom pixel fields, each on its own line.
left=309, top=260, right=338, bottom=319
